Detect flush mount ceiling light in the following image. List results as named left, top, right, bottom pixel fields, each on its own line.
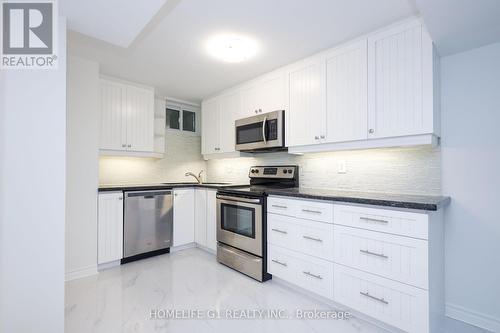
left=206, top=34, right=258, bottom=63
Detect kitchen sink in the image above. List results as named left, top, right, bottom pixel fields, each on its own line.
left=161, top=182, right=230, bottom=186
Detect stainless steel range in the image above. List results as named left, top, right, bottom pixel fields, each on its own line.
left=216, top=165, right=299, bottom=281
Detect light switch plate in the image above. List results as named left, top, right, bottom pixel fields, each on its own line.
left=337, top=160, right=347, bottom=174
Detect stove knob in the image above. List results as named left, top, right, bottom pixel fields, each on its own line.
left=251, top=169, right=255, bottom=173
left=283, top=169, right=288, bottom=174
left=255, top=169, right=259, bottom=173
left=288, top=169, right=293, bottom=174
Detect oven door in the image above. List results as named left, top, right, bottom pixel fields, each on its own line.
left=235, top=110, right=284, bottom=151
left=216, top=194, right=263, bottom=257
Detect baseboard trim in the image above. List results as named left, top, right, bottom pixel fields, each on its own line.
left=446, top=303, right=499, bottom=332
left=65, top=265, right=98, bottom=281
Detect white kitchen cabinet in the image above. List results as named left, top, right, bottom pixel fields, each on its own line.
left=325, top=39, right=368, bottom=143
left=201, top=98, right=220, bottom=155
left=218, top=91, right=240, bottom=153
left=206, top=189, right=217, bottom=251
left=287, top=57, right=327, bottom=146
left=100, top=80, right=126, bottom=150
left=240, top=72, right=287, bottom=117
left=194, top=189, right=217, bottom=251
left=97, top=192, right=123, bottom=264
left=173, top=189, right=195, bottom=246
left=367, top=19, right=436, bottom=139
left=194, top=189, right=207, bottom=246
left=100, top=78, right=155, bottom=154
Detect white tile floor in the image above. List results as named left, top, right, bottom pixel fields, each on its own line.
left=65, top=248, right=488, bottom=333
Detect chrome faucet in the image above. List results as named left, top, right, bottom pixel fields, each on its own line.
left=185, top=170, right=203, bottom=184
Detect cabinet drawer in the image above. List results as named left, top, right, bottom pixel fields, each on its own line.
left=268, top=245, right=334, bottom=300
left=334, top=204, right=428, bottom=239
left=268, top=213, right=334, bottom=261
left=334, top=264, right=428, bottom=333
left=268, top=196, right=334, bottom=223
left=334, top=225, right=428, bottom=289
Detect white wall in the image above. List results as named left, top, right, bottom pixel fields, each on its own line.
left=441, top=41, right=500, bottom=332
left=0, top=22, right=67, bottom=333
left=65, top=56, right=100, bottom=280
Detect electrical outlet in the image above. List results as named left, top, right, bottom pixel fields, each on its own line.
left=337, top=160, right=347, bottom=174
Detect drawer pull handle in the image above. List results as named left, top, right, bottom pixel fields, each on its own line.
left=360, top=291, right=389, bottom=305
left=303, top=235, right=323, bottom=242
left=271, top=228, right=288, bottom=234
left=272, top=204, right=288, bottom=209
left=272, top=259, right=287, bottom=267
left=302, top=209, right=322, bottom=214
left=360, top=249, right=388, bottom=259
left=359, top=217, right=388, bottom=224
left=302, top=271, right=322, bottom=280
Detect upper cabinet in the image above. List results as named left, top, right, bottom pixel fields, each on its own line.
left=201, top=98, right=220, bottom=155
left=325, top=39, right=368, bottom=143
left=367, top=20, right=436, bottom=139
left=287, top=58, right=326, bottom=146
left=240, top=72, right=287, bottom=118
left=201, top=17, right=439, bottom=157
left=100, top=78, right=155, bottom=155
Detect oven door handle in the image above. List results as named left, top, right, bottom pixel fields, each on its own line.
left=216, top=194, right=261, bottom=204
left=262, top=116, right=267, bottom=145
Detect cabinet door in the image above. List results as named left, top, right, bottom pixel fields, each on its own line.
left=206, top=190, right=217, bottom=251
left=257, top=73, right=287, bottom=114
left=125, top=86, right=154, bottom=152
left=218, top=91, right=240, bottom=153
left=368, top=20, right=432, bottom=139
left=173, top=189, right=195, bottom=246
left=98, top=192, right=123, bottom=264
left=100, top=80, right=126, bottom=150
left=287, top=58, right=327, bottom=146
left=326, top=40, right=368, bottom=143
left=201, top=98, right=220, bottom=154
left=240, top=85, right=258, bottom=117
left=194, top=189, right=207, bottom=246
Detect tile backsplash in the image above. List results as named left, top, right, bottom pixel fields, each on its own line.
left=205, top=146, right=441, bottom=195
left=99, top=131, right=205, bottom=184
left=100, top=132, right=441, bottom=196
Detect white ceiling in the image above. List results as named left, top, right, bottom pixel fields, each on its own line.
left=415, top=0, right=500, bottom=56
left=65, top=0, right=420, bottom=102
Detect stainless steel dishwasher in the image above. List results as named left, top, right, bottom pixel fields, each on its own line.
left=122, top=190, right=173, bottom=263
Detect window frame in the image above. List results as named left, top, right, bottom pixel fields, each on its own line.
left=165, top=100, right=200, bottom=136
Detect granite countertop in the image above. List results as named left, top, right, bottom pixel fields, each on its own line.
left=98, top=182, right=248, bottom=192
left=265, top=187, right=450, bottom=211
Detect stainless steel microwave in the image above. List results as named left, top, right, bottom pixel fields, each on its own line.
left=234, top=110, right=285, bottom=152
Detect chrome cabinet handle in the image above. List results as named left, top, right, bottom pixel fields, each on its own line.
left=121, top=144, right=126, bottom=148
left=320, top=135, right=325, bottom=139
left=302, top=209, right=322, bottom=214
left=127, top=144, right=132, bottom=148
left=303, top=235, right=323, bottom=242
left=262, top=116, right=267, bottom=145
left=314, top=136, right=319, bottom=140
left=271, top=228, right=287, bottom=234
left=302, top=271, right=322, bottom=280
left=118, top=197, right=123, bottom=201
left=259, top=108, right=262, bottom=113
left=368, top=129, right=375, bottom=134
left=359, top=217, right=388, bottom=224
left=271, top=204, right=287, bottom=209
left=272, top=259, right=287, bottom=267
left=360, top=291, right=389, bottom=305
left=360, top=249, right=388, bottom=259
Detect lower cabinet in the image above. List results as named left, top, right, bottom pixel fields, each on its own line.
left=173, top=188, right=195, bottom=246
left=268, top=244, right=334, bottom=299
left=334, top=264, right=428, bottom=333
left=194, top=189, right=217, bottom=251
left=97, top=192, right=123, bottom=264
left=267, top=195, right=443, bottom=333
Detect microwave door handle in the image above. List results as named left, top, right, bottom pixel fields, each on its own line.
left=262, top=116, right=267, bottom=145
